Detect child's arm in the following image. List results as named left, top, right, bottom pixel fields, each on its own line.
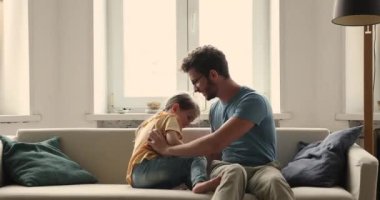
left=165, top=130, right=184, bottom=146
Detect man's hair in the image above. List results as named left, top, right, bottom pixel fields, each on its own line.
left=164, top=93, right=200, bottom=117
left=181, top=45, right=230, bottom=79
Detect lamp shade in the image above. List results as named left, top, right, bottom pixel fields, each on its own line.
left=332, top=0, right=380, bottom=26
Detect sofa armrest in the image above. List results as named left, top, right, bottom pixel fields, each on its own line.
left=0, top=139, right=3, bottom=187
left=347, top=144, right=378, bottom=200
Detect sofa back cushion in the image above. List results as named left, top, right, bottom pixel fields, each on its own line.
left=15, top=127, right=329, bottom=184
left=0, top=136, right=97, bottom=186
left=275, top=128, right=329, bottom=167
left=16, top=128, right=213, bottom=185
left=281, top=126, right=362, bottom=187
left=16, top=128, right=136, bottom=184
left=186, top=128, right=329, bottom=168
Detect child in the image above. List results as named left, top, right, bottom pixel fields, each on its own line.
left=126, top=93, right=220, bottom=193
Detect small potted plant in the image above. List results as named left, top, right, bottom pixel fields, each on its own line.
left=146, top=101, right=161, bottom=114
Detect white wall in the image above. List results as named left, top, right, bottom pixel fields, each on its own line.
left=0, top=0, right=349, bottom=135
left=278, top=0, right=348, bottom=130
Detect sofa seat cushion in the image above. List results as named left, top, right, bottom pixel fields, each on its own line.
left=0, top=184, right=353, bottom=200
left=293, top=186, right=353, bottom=200
left=0, top=184, right=257, bottom=200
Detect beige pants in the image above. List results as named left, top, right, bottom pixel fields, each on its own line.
left=209, top=160, right=295, bottom=200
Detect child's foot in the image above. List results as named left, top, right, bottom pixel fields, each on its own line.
left=192, top=176, right=222, bottom=194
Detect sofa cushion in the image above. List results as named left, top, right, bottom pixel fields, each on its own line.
left=292, top=186, right=353, bottom=200
left=275, top=128, right=329, bottom=168
left=0, top=184, right=257, bottom=200
left=0, top=184, right=354, bottom=200
left=281, top=126, right=362, bottom=187
left=0, top=135, right=97, bottom=186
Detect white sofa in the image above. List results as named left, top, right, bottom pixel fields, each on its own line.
left=0, top=127, right=378, bottom=200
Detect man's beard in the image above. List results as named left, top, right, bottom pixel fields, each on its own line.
left=204, top=80, right=217, bottom=100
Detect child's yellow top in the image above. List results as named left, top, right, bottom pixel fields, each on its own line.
left=126, top=111, right=182, bottom=184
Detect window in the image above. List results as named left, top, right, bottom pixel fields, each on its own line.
left=95, top=0, right=280, bottom=113
left=0, top=0, right=30, bottom=115
left=122, top=0, right=183, bottom=103
left=345, top=26, right=380, bottom=114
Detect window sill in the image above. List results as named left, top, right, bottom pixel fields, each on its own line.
left=0, top=115, right=42, bottom=123
left=335, top=113, right=380, bottom=121
left=86, top=112, right=292, bottom=121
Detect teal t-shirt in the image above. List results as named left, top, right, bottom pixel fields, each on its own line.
left=209, top=86, right=276, bottom=166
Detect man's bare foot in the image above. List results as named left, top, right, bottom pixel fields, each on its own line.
left=192, top=176, right=222, bottom=194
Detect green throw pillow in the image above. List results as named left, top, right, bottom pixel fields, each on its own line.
left=0, top=135, right=97, bottom=186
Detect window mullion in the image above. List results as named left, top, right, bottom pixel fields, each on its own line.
left=187, top=0, right=199, bottom=53
left=177, top=0, right=189, bottom=92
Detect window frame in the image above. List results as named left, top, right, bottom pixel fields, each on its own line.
left=344, top=26, right=380, bottom=114
left=107, top=0, right=189, bottom=112
left=103, top=0, right=280, bottom=113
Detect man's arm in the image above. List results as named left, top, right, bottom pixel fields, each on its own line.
left=149, top=116, right=254, bottom=157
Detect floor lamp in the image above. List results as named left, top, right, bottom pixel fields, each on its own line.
left=332, top=0, right=380, bottom=155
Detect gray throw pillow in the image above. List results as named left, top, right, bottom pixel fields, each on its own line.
left=0, top=135, right=97, bottom=186
left=281, top=126, right=362, bottom=187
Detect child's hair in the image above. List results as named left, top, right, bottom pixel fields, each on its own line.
left=163, top=93, right=200, bottom=117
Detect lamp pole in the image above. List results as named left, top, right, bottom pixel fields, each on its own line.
left=332, top=0, right=380, bottom=155
left=364, top=25, right=374, bottom=155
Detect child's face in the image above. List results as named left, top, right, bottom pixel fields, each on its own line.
left=175, top=109, right=197, bottom=128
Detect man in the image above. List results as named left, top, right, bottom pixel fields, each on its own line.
left=149, top=45, right=294, bottom=200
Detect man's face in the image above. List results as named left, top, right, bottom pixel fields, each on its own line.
left=188, top=68, right=217, bottom=100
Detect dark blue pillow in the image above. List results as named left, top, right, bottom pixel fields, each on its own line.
left=281, top=126, right=362, bottom=187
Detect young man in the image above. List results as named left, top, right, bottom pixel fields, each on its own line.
left=149, top=45, right=294, bottom=200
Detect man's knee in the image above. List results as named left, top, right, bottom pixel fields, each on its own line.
left=267, top=171, right=283, bottom=182
left=211, top=163, right=247, bottom=200
left=220, top=164, right=246, bottom=182
left=259, top=169, right=288, bottom=188
left=262, top=172, right=294, bottom=199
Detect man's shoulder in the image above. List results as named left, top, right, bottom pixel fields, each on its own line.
left=210, top=100, right=221, bottom=113
left=239, top=87, right=267, bottom=102
left=240, top=86, right=261, bottom=96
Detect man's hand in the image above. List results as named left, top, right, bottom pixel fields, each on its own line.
left=148, top=129, right=170, bottom=156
